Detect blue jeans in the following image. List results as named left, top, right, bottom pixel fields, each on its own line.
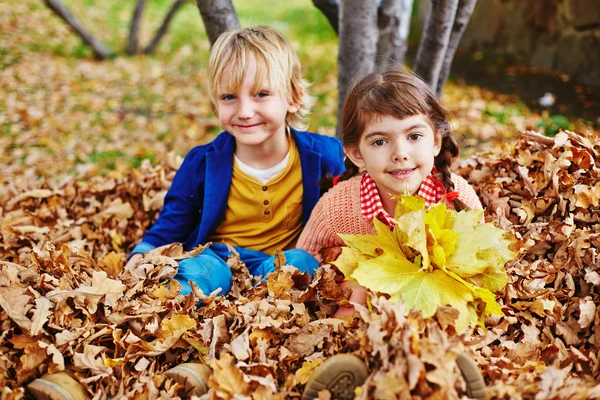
left=176, top=244, right=319, bottom=296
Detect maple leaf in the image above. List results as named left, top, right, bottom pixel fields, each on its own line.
left=334, top=195, right=516, bottom=332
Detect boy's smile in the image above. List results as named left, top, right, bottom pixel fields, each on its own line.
left=217, top=54, right=298, bottom=168
left=346, top=114, right=442, bottom=215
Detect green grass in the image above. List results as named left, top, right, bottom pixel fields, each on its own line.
left=484, top=106, right=522, bottom=125
left=88, top=149, right=125, bottom=170
left=538, top=114, right=571, bottom=137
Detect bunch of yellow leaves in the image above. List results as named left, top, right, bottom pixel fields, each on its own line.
left=332, top=196, right=517, bottom=332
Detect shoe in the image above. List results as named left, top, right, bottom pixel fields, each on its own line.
left=455, top=352, right=487, bottom=400
left=27, top=372, right=89, bottom=400
left=302, top=354, right=368, bottom=400
left=164, top=362, right=211, bottom=397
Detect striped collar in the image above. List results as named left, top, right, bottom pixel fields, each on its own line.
left=359, top=170, right=454, bottom=229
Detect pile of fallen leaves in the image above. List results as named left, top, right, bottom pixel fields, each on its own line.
left=457, top=130, right=600, bottom=398
left=0, top=157, right=471, bottom=399
left=3, top=129, right=600, bottom=399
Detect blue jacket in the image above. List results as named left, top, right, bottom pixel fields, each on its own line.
left=132, top=129, right=345, bottom=254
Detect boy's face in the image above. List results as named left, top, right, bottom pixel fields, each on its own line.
left=347, top=113, right=441, bottom=206
left=217, top=54, right=297, bottom=154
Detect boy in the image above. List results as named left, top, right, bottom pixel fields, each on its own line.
left=127, top=25, right=344, bottom=296
left=27, top=25, right=344, bottom=400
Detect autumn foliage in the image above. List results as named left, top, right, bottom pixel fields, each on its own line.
left=1, top=129, right=600, bottom=399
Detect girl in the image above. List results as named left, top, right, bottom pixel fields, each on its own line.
left=297, top=69, right=486, bottom=400
left=298, top=69, right=482, bottom=311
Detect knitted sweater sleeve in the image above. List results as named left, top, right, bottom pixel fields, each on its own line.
left=297, top=192, right=343, bottom=260
left=451, top=173, right=483, bottom=210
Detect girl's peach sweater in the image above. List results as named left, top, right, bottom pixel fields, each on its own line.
left=297, top=173, right=483, bottom=259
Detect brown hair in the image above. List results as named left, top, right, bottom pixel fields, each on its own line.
left=208, top=25, right=313, bottom=130
left=325, top=69, right=465, bottom=209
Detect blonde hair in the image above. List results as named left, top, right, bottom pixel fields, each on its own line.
left=208, top=25, right=313, bottom=130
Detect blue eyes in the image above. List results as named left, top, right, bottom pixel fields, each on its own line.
left=220, top=92, right=269, bottom=101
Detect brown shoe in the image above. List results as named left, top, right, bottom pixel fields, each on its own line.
left=455, top=352, right=487, bottom=400
left=302, top=354, right=368, bottom=400
left=27, top=372, right=89, bottom=400
left=164, top=362, right=211, bottom=397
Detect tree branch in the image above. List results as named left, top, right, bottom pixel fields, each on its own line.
left=144, top=0, right=187, bottom=54
left=311, top=0, right=339, bottom=34
left=196, top=0, right=240, bottom=46
left=413, top=0, right=459, bottom=93
left=43, top=0, right=113, bottom=59
left=435, top=0, right=477, bottom=95
left=126, top=0, right=147, bottom=55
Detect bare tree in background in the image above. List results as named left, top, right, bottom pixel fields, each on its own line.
left=435, top=0, right=478, bottom=95
left=44, top=0, right=477, bottom=134
left=314, top=0, right=477, bottom=99
left=196, top=0, right=240, bottom=46
left=413, top=0, right=459, bottom=93
left=376, top=0, right=414, bottom=69
left=43, top=0, right=114, bottom=59
left=126, top=0, right=148, bottom=55
left=144, top=0, right=187, bottom=54
left=42, top=0, right=188, bottom=57
left=337, top=1, right=379, bottom=121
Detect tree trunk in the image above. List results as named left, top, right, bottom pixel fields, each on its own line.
left=196, top=0, right=240, bottom=46
left=337, top=0, right=379, bottom=137
left=376, top=0, right=414, bottom=69
left=312, top=0, right=339, bottom=34
left=435, top=0, right=477, bottom=95
left=126, top=0, right=147, bottom=55
left=42, top=0, right=113, bottom=59
left=413, top=0, right=459, bottom=93
left=144, top=0, right=187, bottom=54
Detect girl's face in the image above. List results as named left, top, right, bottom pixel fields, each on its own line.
left=346, top=114, right=441, bottom=212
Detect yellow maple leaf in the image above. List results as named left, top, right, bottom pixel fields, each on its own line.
left=447, top=211, right=516, bottom=278
left=335, top=195, right=516, bottom=332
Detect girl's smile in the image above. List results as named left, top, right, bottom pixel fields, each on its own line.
left=387, top=168, right=417, bottom=178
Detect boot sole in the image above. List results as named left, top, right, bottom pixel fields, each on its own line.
left=456, top=352, right=487, bottom=400
left=27, top=372, right=89, bottom=400
left=302, top=354, right=368, bottom=400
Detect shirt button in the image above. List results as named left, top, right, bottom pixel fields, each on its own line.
left=264, top=210, right=270, bottom=215
left=263, top=200, right=269, bottom=205
left=262, top=186, right=268, bottom=191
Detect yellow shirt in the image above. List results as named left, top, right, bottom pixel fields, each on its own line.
left=207, top=139, right=303, bottom=255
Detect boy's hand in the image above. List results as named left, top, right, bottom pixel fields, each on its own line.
left=125, top=253, right=143, bottom=270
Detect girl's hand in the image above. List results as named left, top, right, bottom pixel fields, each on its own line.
left=125, top=253, right=143, bottom=270
left=334, top=281, right=368, bottom=318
